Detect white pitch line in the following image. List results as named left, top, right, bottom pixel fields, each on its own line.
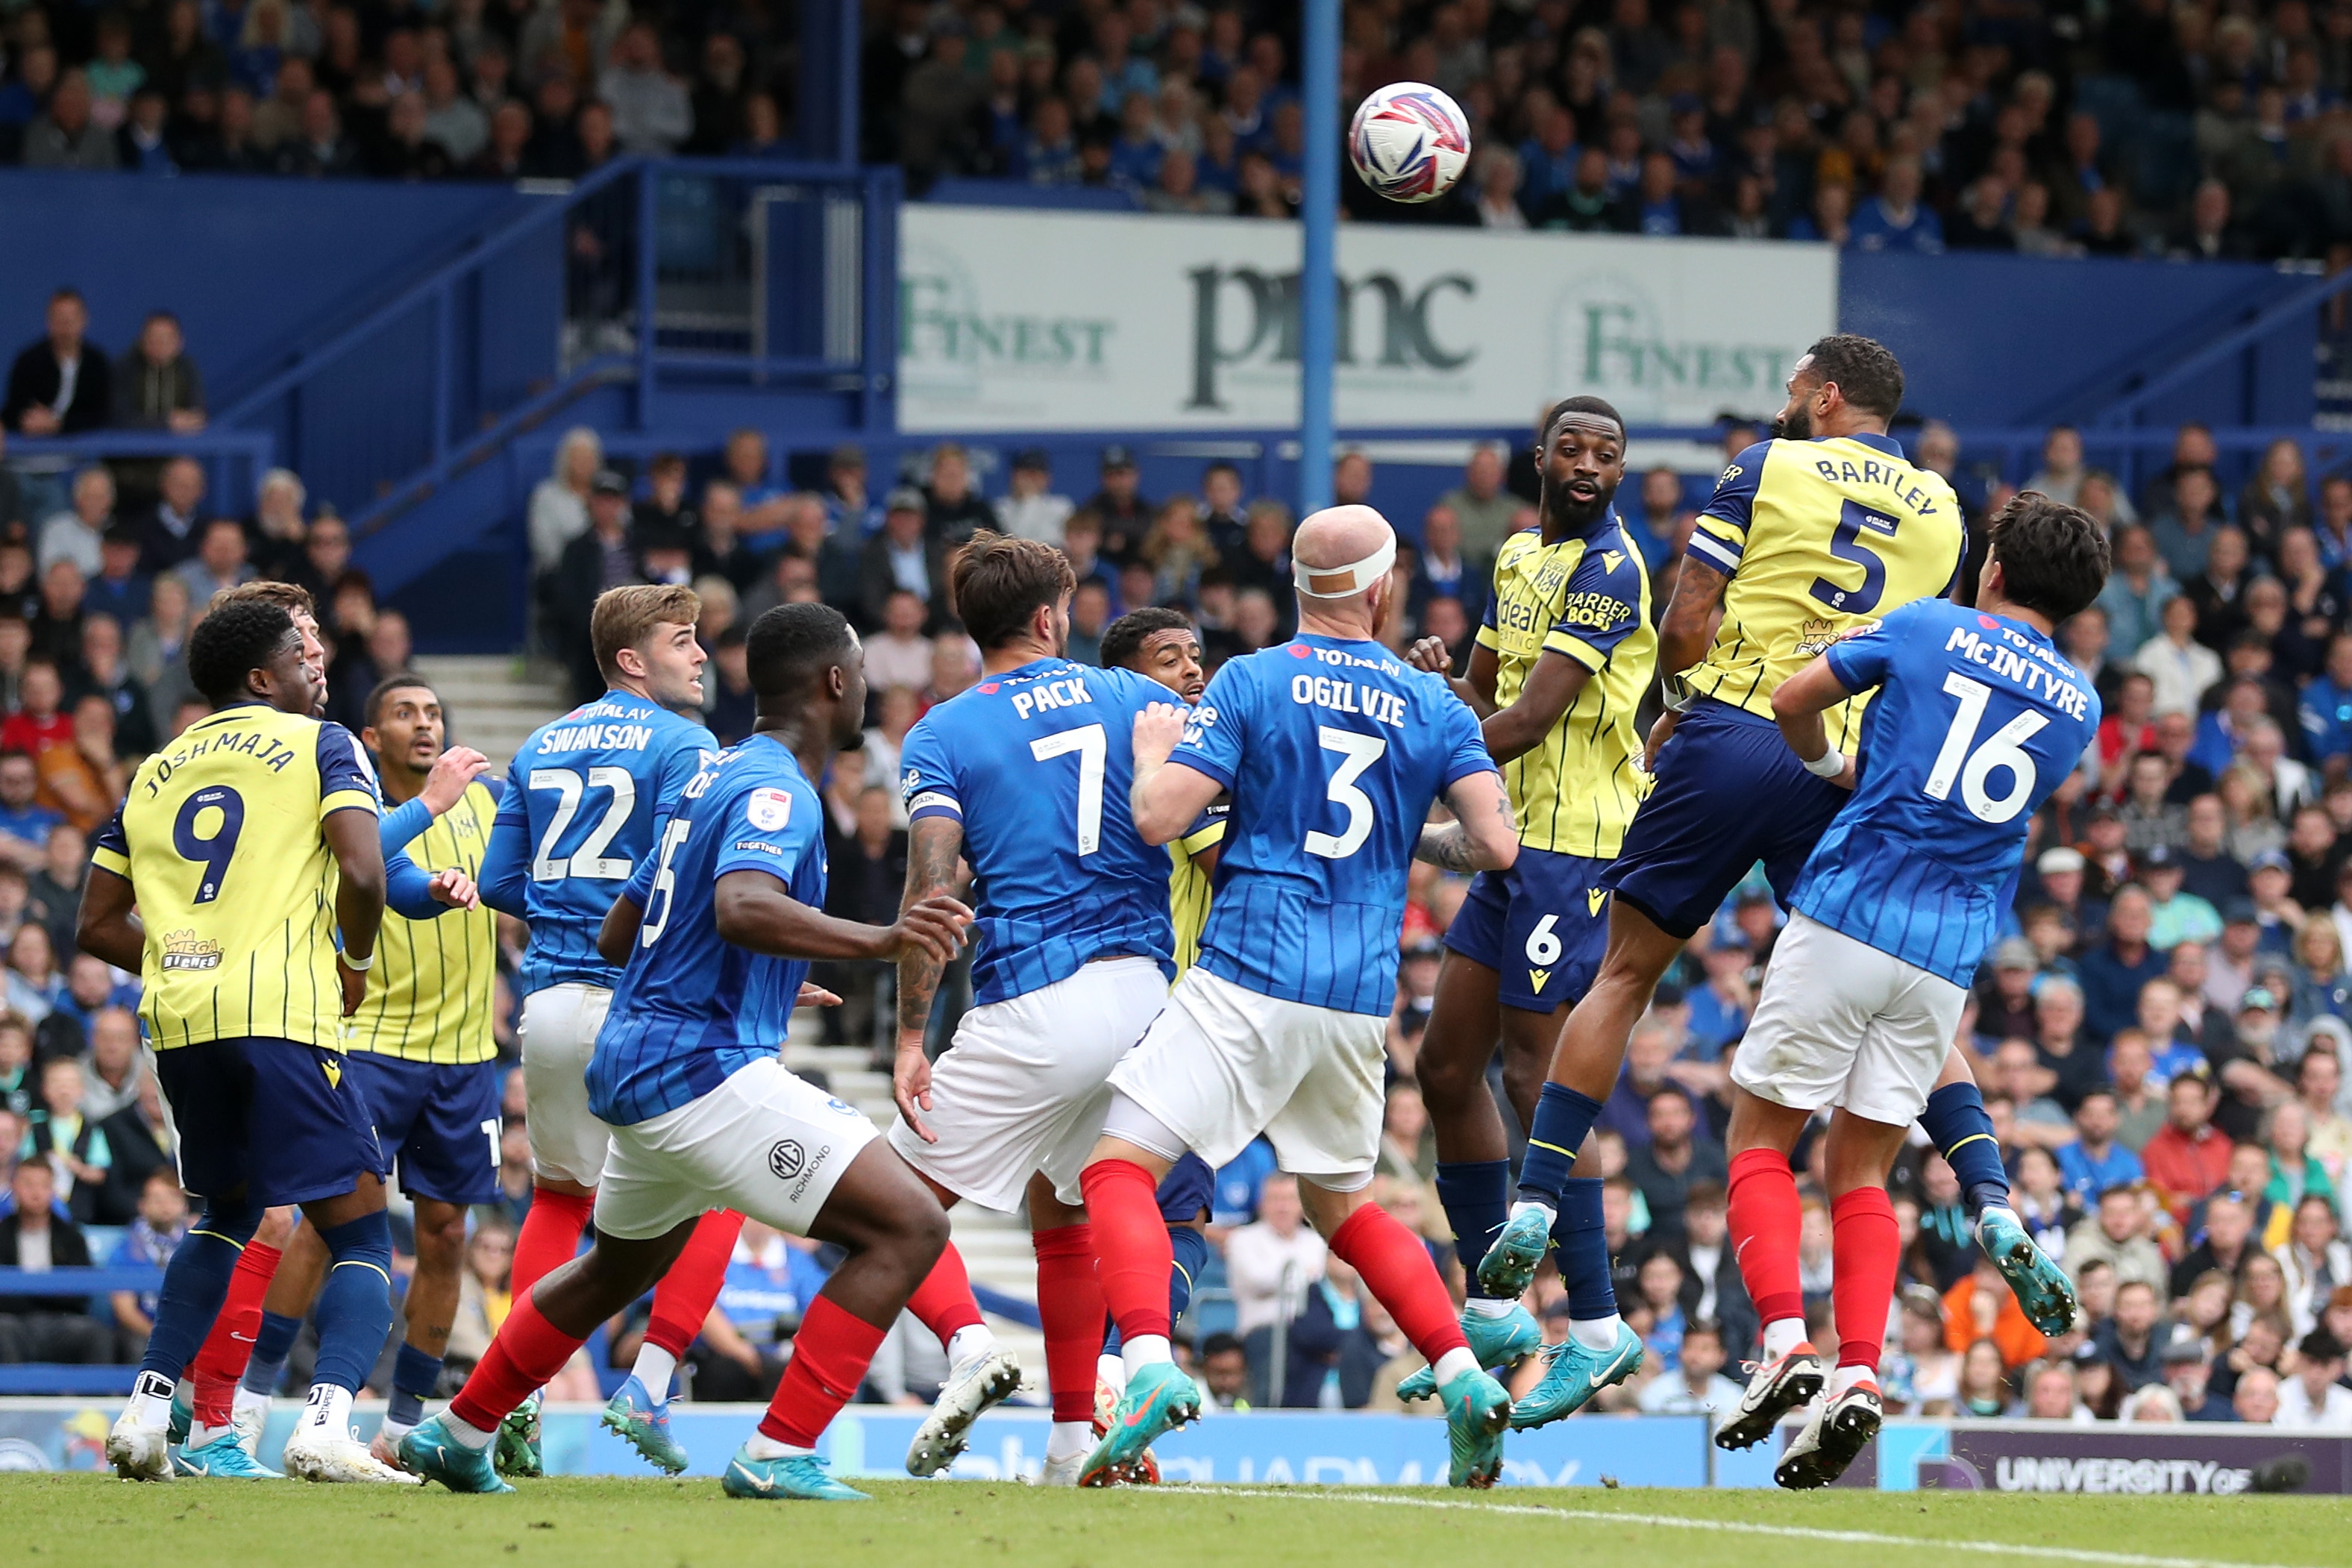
left=1159, top=1485, right=2314, bottom=1568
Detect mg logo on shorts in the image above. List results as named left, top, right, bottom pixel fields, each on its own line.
left=768, top=1141, right=806, bottom=1181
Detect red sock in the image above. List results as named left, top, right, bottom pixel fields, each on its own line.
left=904, top=1241, right=985, bottom=1348
left=189, top=1241, right=282, bottom=1425
left=448, top=1289, right=586, bottom=1434
left=645, top=1208, right=744, bottom=1360
left=509, top=1188, right=595, bottom=1302
left=1830, top=1186, right=1898, bottom=1376
left=1328, top=1202, right=1468, bottom=1367
left=760, top=1295, right=888, bottom=1448
left=1032, top=1223, right=1106, bottom=1423
left=1728, top=1147, right=1806, bottom=1332
left=1079, top=1159, right=1174, bottom=1346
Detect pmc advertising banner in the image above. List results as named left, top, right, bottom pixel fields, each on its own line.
left=898, top=207, right=1837, bottom=433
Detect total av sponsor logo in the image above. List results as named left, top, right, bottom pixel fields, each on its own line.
left=1552, top=272, right=1798, bottom=422
left=1186, top=264, right=1473, bottom=411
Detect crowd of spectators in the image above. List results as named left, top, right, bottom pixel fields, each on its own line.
left=4, top=0, right=2352, bottom=261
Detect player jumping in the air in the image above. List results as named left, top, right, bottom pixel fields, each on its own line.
left=1487, top=336, right=2077, bottom=1431
left=87, top=599, right=471, bottom=1484
left=889, top=533, right=1176, bottom=1484
left=1393, top=396, right=1658, bottom=1405
left=1079, top=505, right=1524, bottom=1488
left=474, top=585, right=750, bottom=1476
left=1718, top=494, right=2107, bottom=1484
left=401, top=604, right=972, bottom=1501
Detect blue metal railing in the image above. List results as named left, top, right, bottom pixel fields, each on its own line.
left=5, top=430, right=278, bottom=516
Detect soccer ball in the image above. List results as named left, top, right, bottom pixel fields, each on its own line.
left=1348, top=82, right=1472, bottom=204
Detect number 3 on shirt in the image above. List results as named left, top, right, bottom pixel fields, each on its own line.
left=1306, top=727, right=1385, bottom=860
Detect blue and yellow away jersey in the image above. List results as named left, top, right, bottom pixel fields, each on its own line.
left=91, top=701, right=379, bottom=1052
left=1681, top=433, right=1964, bottom=752
left=1797, top=600, right=2100, bottom=985
left=348, top=779, right=501, bottom=1065
left=1476, top=512, right=1658, bottom=859
left=1168, top=804, right=1227, bottom=974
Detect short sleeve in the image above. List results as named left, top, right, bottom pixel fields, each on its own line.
left=1822, top=603, right=1912, bottom=694
left=90, top=803, right=131, bottom=878
left=1178, top=801, right=1229, bottom=857
left=898, top=716, right=960, bottom=825
left=1543, top=543, right=1646, bottom=672
left=1440, top=688, right=1500, bottom=790
left=1687, top=440, right=1770, bottom=577
left=715, top=777, right=821, bottom=882
left=655, top=724, right=721, bottom=813
left=316, top=724, right=381, bottom=818
left=492, top=756, right=528, bottom=830
left=1170, top=661, right=1249, bottom=791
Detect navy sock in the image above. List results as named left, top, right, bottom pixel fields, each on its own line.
left=241, top=1309, right=304, bottom=1396
left=1518, top=1083, right=1605, bottom=1202
left=387, top=1342, right=442, bottom=1429
left=1167, top=1225, right=1208, bottom=1323
left=137, top=1205, right=261, bottom=1384
left=311, top=1211, right=396, bottom=1394
left=1434, top=1159, right=1512, bottom=1296
left=1551, top=1177, right=1617, bottom=1320
left=1923, top=1082, right=2011, bottom=1215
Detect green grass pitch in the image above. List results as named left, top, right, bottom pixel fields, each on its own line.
left=8, top=1476, right=2351, bottom=1568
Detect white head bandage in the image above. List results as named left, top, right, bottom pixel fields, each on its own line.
left=1293, top=534, right=1397, bottom=599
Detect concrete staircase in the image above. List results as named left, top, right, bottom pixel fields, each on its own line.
left=411, top=653, right=1052, bottom=1373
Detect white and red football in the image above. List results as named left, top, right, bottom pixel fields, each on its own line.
left=1347, top=81, right=1472, bottom=204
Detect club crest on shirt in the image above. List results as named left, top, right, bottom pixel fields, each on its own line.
left=747, top=787, right=793, bottom=832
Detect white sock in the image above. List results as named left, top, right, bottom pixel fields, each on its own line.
left=124, top=1373, right=172, bottom=1430
left=1763, top=1317, right=1809, bottom=1361
left=1463, top=1296, right=1520, bottom=1320
left=442, top=1412, right=498, bottom=1451
left=631, top=1343, right=679, bottom=1401
left=379, top=1414, right=418, bottom=1444
left=1508, top=1197, right=1557, bottom=1226
left=1120, top=1334, right=1173, bottom=1382
left=298, top=1383, right=354, bottom=1441
left=1097, top=1352, right=1126, bottom=1391
left=947, top=1323, right=998, bottom=1367
left=1430, top=1346, right=1480, bottom=1386
left=1046, top=1420, right=1093, bottom=1461
left=1569, top=1314, right=1622, bottom=1352
left=1976, top=1202, right=2018, bottom=1235
left=741, top=1430, right=815, bottom=1461
left=232, top=1384, right=272, bottom=1423
left=1829, top=1363, right=1878, bottom=1399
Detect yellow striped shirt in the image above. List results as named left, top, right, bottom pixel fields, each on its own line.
left=345, top=779, right=500, bottom=1065
left=1168, top=806, right=1227, bottom=975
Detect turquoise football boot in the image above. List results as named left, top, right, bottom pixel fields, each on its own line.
left=1397, top=1302, right=1543, bottom=1402
left=167, top=1381, right=193, bottom=1446
left=1476, top=1207, right=1552, bottom=1299
left=1439, top=1367, right=1511, bottom=1488
left=400, top=1414, right=516, bottom=1494
left=721, top=1449, right=869, bottom=1501
left=1979, top=1205, right=2078, bottom=1337
left=1078, top=1363, right=1200, bottom=1487
left=602, top=1375, right=690, bottom=1475
left=1508, top=1320, right=1644, bottom=1429
left=170, top=1430, right=283, bottom=1479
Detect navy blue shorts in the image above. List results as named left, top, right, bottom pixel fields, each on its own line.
left=1605, top=700, right=1848, bottom=941
left=343, top=1053, right=504, bottom=1206
left=1156, top=1152, right=1214, bottom=1224
left=154, top=1036, right=386, bottom=1208
left=1443, top=847, right=1613, bottom=1011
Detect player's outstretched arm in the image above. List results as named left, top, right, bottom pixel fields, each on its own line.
left=891, top=815, right=965, bottom=1137
left=713, top=869, right=969, bottom=965
left=1769, top=654, right=1862, bottom=791
left=1129, top=702, right=1223, bottom=845
left=1405, top=636, right=1500, bottom=718
left=1416, top=770, right=1520, bottom=874
left=323, top=807, right=387, bottom=1016
left=1481, top=647, right=1593, bottom=763
left=477, top=812, right=531, bottom=919
left=420, top=745, right=492, bottom=815
left=75, top=867, right=145, bottom=973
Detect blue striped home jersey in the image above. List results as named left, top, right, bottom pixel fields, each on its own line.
left=483, top=690, right=718, bottom=997
left=1172, top=636, right=1497, bottom=1016
left=588, top=735, right=824, bottom=1126
left=1794, top=599, right=2101, bottom=986
left=899, top=659, right=1174, bottom=1005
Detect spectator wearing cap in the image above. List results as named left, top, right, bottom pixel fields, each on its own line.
left=2211, top=986, right=2296, bottom=1145
left=2080, top=803, right=2134, bottom=902
left=859, top=487, right=948, bottom=632
left=548, top=468, right=642, bottom=703
left=2244, top=852, right=2300, bottom=954
left=2080, top=885, right=2168, bottom=1043
left=1684, top=929, right=1752, bottom=1060
left=2060, top=1089, right=2146, bottom=1205
left=823, top=445, right=882, bottom=539
left=2028, top=844, right=2107, bottom=947
left=997, top=449, right=1073, bottom=547
left=2276, top=1329, right=2352, bottom=1428
left=1975, top=938, right=2042, bottom=1041
left=2143, top=1070, right=2237, bottom=1226
left=2157, top=1335, right=2231, bottom=1419
left=1083, top=446, right=1153, bottom=565
left=2142, top=846, right=2222, bottom=950
left=2207, top=899, right=2264, bottom=1012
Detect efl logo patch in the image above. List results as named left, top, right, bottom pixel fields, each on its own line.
left=768, top=1140, right=806, bottom=1181
left=746, top=787, right=792, bottom=831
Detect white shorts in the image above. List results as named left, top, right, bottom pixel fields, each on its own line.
left=1107, top=967, right=1386, bottom=1183
left=888, top=956, right=1166, bottom=1211
left=520, top=983, right=613, bottom=1187
left=595, top=1056, right=879, bottom=1241
left=1730, top=911, right=1966, bottom=1126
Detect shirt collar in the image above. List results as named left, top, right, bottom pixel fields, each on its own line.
left=1819, top=430, right=1906, bottom=460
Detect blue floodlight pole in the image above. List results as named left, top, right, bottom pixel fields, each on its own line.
left=1297, top=0, right=1340, bottom=518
